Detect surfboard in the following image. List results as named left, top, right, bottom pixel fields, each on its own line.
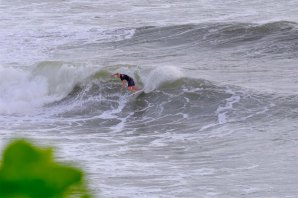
left=128, top=89, right=144, bottom=101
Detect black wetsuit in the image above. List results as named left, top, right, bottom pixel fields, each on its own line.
left=120, top=74, right=135, bottom=87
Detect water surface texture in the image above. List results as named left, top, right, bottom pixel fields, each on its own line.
left=1, top=1, right=298, bottom=197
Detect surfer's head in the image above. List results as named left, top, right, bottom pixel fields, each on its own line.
left=112, top=73, right=120, bottom=78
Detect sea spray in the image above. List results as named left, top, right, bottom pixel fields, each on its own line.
left=141, top=66, right=184, bottom=93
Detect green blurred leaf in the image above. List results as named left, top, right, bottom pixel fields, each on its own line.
left=0, top=140, right=91, bottom=198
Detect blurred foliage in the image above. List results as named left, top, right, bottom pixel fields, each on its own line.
left=0, top=140, right=91, bottom=198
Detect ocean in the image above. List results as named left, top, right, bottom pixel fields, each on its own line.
left=1, top=0, right=298, bottom=197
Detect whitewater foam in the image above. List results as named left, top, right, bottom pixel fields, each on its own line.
left=216, top=88, right=241, bottom=124
left=199, top=87, right=241, bottom=131
left=0, top=64, right=98, bottom=115
left=0, top=67, right=54, bottom=114
left=141, top=66, right=184, bottom=92
left=0, top=23, right=135, bottom=64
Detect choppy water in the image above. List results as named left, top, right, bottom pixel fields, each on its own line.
left=1, top=1, right=298, bottom=197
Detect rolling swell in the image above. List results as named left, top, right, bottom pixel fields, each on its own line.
left=118, top=21, right=298, bottom=58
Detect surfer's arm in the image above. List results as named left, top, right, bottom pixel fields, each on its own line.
left=120, top=80, right=126, bottom=91
left=122, top=80, right=126, bottom=87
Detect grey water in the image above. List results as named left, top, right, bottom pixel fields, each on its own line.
left=1, top=1, right=298, bottom=197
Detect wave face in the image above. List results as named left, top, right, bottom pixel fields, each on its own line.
left=0, top=63, right=266, bottom=130
left=49, top=76, right=230, bottom=129
left=0, top=63, right=273, bottom=134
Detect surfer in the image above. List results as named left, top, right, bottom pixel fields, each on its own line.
left=112, top=73, right=138, bottom=92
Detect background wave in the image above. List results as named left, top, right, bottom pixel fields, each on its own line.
left=115, top=21, right=298, bottom=58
